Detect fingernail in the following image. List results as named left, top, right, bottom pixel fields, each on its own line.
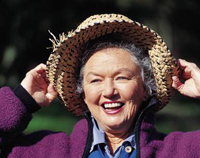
left=172, top=76, right=177, bottom=80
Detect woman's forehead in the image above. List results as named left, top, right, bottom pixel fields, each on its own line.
left=86, top=48, right=133, bottom=64
left=84, top=48, right=140, bottom=74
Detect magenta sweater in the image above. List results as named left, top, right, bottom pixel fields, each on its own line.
left=1, top=86, right=200, bottom=158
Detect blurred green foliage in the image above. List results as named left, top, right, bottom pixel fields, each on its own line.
left=0, top=0, right=200, bottom=134
left=24, top=100, right=79, bottom=134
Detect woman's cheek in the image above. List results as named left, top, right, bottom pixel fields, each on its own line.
left=84, top=86, right=101, bottom=104
left=120, top=84, right=138, bottom=98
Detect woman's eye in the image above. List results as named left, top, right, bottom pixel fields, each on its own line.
left=116, top=76, right=129, bottom=80
left=90, top=79, right=101, bottom=83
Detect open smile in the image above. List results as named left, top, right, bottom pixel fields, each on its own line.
left=101, top=102, right=125, bottom=114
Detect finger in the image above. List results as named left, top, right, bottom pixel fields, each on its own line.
left=172, top=76, right=184, bottom=91
left=37, top=64, right=49, bottom=83
left=40, top=69, right=49, bottom=83
left=31, top=64, right=49, bottom=83
left=178, top=59, right=200, bottom=80
left=34, top=63, right=47, bottom=73
left=181, top=66, right=192, bottom=80
left=178, top=59, right=199, bottom=72
left=46, top=84, right=58, bottom=103
left=178, top=59, right=192, bottom=68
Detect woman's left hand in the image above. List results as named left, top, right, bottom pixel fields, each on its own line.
left=172, top=59, right=200, bottom=99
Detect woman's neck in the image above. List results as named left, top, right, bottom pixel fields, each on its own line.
left=105, top=129, right=132, bottom=155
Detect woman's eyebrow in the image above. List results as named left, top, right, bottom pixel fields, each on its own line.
left=85, top=72, right=101, bottom=77
left=85, top=68, right=135, bottom=78
left=115, top=68, right=135, bottom=75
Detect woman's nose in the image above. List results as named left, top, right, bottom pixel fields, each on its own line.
left=102, top=80, right=118, bottom=98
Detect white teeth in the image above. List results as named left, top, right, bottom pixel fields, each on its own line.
left=104, top=103, right=122, bottom=108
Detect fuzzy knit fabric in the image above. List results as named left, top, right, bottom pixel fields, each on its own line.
left=0, top=86, right=88, bottom=158
left=1, top=86, right=200, bottom=158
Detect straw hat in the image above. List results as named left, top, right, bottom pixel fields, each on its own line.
left=46, top=14, right=179, bottom=117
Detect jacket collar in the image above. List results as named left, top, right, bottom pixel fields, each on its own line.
left=82, top=97, right=159, bottom=158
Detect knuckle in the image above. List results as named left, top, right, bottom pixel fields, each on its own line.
left=25, top=71, right=31, bottom=76
left=191, top=63, right=197, bottom=68
left=25, top=70, right=34, bottom=77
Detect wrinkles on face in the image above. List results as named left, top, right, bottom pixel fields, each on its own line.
left=83, top=48, right=146, bottom=136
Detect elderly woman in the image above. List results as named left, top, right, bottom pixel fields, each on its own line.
left=0, top=14, right=200, bottom=158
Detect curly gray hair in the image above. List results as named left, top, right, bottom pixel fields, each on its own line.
left=76, top=41, right=157, bottom=100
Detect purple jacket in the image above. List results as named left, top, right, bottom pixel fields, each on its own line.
left=1, top=86, right=200, bottom=158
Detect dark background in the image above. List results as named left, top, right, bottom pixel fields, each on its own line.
left=0, top=0, right=200, bottom=134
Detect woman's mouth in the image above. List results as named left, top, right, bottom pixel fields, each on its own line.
left=102, top=102, right=124, bottom=114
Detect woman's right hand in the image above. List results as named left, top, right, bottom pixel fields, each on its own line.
left=172, top=59, right=200, bottom=99
left=21, top=64, right=57, bottom=107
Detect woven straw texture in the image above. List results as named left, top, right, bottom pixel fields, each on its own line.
left=46, top=14, right=179, bottom=117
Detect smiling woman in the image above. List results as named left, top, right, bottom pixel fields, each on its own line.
left=1, top=13, right=200, bottom=158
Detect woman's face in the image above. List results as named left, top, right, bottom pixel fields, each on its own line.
left=83, top=48, right=147, bottom=134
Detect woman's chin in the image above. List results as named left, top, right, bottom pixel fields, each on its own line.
left=95, top=107, right=134, bottom=133
left=102, top=120, right=128, bottom=133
